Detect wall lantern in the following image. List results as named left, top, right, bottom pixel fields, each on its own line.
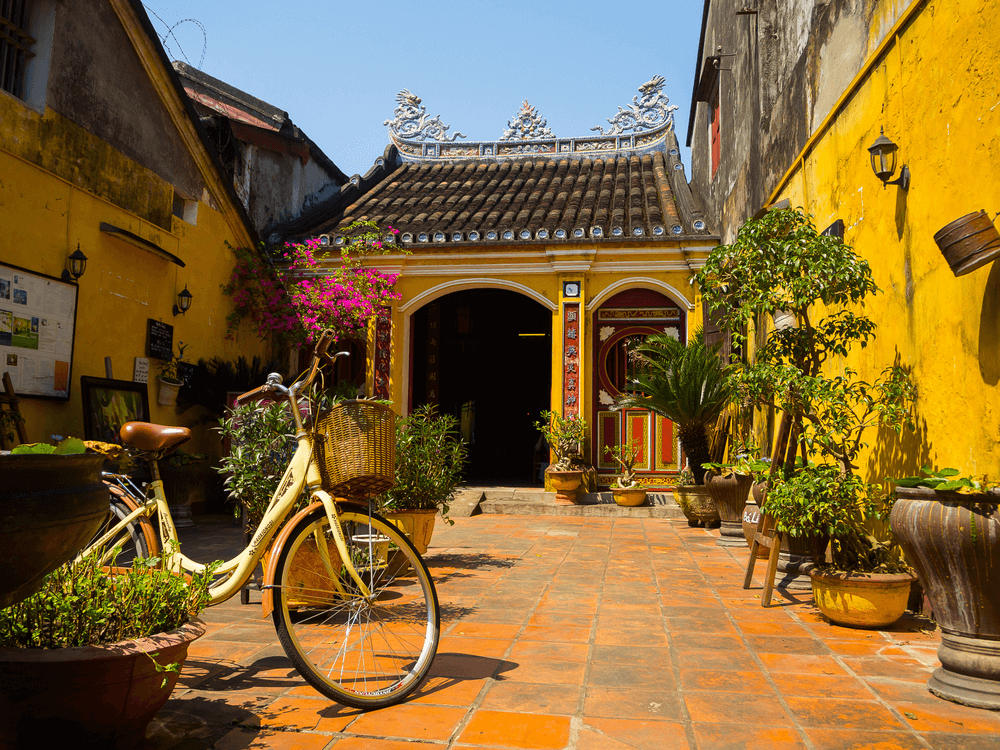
left=173, top=285, right=193, bottom=316
left=61, top=244, right=88, bottom=282
left=867, top=127, right=910, bottom=190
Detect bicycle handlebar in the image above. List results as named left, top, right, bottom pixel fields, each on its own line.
left=233, top=331, right=348, bottom=407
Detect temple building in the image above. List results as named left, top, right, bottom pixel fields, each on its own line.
left=296, top=78, right=716, bottom=488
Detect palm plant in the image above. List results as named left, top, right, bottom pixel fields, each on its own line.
left=616, top=330, right=731, bottom=485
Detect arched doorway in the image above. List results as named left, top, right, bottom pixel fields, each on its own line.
left=592, top=288, right=687, bottom=488
left=410, top=289, right=552, bottom=485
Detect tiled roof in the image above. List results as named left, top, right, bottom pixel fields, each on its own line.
left=308, top=146, right=712, bottom=246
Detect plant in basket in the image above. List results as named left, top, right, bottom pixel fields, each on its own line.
left=375, top=404, right=468, bottom=554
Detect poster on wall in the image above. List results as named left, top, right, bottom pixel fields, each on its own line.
left=0, top=263, right=78, bottom=400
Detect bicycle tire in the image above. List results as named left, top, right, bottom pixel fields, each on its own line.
left=91, top=485, right=160, bottom=566
left=272, top=502, right=440, bottom=709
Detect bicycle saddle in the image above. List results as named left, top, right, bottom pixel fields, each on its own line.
left=120, top=422, right=191, bottom=454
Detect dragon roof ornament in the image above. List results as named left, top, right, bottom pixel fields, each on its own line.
left=590, top=75, right=678, bottom=136
left=386, top=77, right=680, bottom=163
left=500, top=101, right=555, bottom=141
left=384, top=89, right=466, bottom=142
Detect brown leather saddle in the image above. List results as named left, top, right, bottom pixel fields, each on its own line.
left=119, top=421, right=191, bottom=456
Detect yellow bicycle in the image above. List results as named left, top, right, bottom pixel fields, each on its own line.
left=83, top=332, right=439, bottom=709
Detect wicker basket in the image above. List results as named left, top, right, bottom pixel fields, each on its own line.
left=313, top=400, right=397, bottom=499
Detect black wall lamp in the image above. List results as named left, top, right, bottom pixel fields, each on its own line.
left=61, top=243, right=88, bottom=282
left=867, top=127, right=910, bottom=190
left=173, top=285, right=193, bottom=316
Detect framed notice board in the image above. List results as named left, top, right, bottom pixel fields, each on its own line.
left=0, top=262, right=79, bottom=400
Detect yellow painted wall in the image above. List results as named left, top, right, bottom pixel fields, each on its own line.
left=769, top=0, right=1000, bottom=480
left=1, top=105, right=267, bottom=456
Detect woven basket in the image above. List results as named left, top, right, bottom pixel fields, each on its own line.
left=313, top=400, right=396, bottom=499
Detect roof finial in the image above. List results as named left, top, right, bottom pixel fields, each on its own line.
left=384, top=89, right=466, bottom=142
left=499, top=100, right=556, bottom=141
left=591, top=75, right=677, bottom=136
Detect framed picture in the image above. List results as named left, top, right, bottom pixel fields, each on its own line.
left=80, top=376, right=150, bottom=445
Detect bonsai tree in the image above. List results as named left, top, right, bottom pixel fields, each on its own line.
left=534, top=410, right=587, bottom=472
left=604, top=438, right=642, bottom=489
left=615, top=330, right=731, bottom=485
left=696, top=207, right=915, bottom=572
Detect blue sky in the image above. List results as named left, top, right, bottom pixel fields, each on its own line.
left=144, top=1, right=705, bottom=178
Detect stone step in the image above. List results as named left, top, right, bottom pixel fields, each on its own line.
left=470, top=488, right=685, bottom=519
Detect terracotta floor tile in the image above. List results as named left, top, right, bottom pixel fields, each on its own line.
left=459, top=608, right=532, bottom=624
left=675, top=649, right=759, bottom=671
left=590, top=644, right=673, bottom=666
left=679, top=669, right=773, bottom=693
left=691, top=724, right=807, bottom=749
left=520, top=624, right=591, bottom=643
left=667, top=616, right=739, bottom=634
left=527, top=612, right=589, bottom=628
left=783, top=696, right=907, bottom=730
left=456, top=709, right=571, bottom=749
left=429, top=653, right=510, bottom=680
left=578, top=717, right=690, bottom=750
left=736, top=620, right=814, bottom=637
left=258, top=696, right=358, bottom=733
left=503, top=658, right=587, bottom=685
left=891, top=699, right=1000, bottom=733
left=408, top=675, right=488, bottom=706
left=595, top=629, right=669, bottom=647
left=757, top=653, right=849, bottom=675
left=671, top=633, right=747, bottom=651
left=345, top=704, right=466, bottom=742
left=837, top=656, right=931, bottom=679
left=480, top=681, right=582, bottom=715
left=684, top=692, right=794, bottom=726
left=583, top=686, right=684, bottom=721
left=801, top=729, right=927, bottom=750
left=437, top=636, right=514, bottom=660
left=507, top=639, right=589, bottom=662
left=331, top=739, right=442, bottom=750
left=445, top=622, right=523, bottom=640
left=916, top=732, right=1000, bottom=749
left=769, top=672, right=873, bottom=699
left=215, top=728, right=336, bottom=749
left=588, top=662, right=676, bottom=689
left=746, top=635, right=828, bottom=655
left=660, top=605, right=728, bottom=619
left=823, top=640, right=901, bottom=657
left=862, top=677, right=940, bottom=704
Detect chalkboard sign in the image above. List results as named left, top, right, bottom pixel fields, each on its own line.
left=147, top=319, right=173, bottom=360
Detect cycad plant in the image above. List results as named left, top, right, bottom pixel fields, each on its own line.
left=616, top=331, right=731, bottom=485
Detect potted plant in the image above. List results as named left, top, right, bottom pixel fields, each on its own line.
left=703, top=447, right=770, bottom=548
left=604, top=438, right=646, bottom=507
left=672, top=468, right=721, bottom=528
left=0, top=438, right=109, bottom=609
left=156, top=342, right=189, bottom=407
left=0, top=544, right=216, bottom=748
left=615, top=329, right=731, bottom=521
left=535, top=410, right=588, bottom=504
left=889, top=467, right=1000, bottom=709
left=697, top=207, right=915, bottom=593
left=378, top=404, right=467, bottom=554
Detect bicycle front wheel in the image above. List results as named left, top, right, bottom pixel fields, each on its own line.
left=272, top=502, right=440, bottom=709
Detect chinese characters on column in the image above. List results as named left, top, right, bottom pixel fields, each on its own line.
left=426, top=303, right=440, bottom=405
left=563, top=304, right=580, bottom=415
left=373, top=309, right=393, bottom=400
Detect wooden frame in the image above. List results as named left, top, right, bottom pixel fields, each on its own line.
left=80, top=376, right=150, bottom=445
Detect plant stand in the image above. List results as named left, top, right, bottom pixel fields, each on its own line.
left=705, top=472, right=754, bottom=547
left=891, top=487, right=1000, bottom=709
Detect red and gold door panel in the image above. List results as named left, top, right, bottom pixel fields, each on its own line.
left=592, top=289, right=685, bottom=489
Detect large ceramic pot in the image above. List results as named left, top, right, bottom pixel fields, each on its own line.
left=611, top=487, right=647, bottom=507
left=810, top=569, right=916, bottom=629
left=673, top=485, right=721, bottom=528
left=0, top=618, right=205, bottom=749
left=0, top=454, right=109, bottom=609
left=546, top=469, right=584, bottom=505
left=705, top=471, right=755, bottom=547
left=382, top=508, right=438, bottom=555
left=890, top=487, right=1000, bottom=709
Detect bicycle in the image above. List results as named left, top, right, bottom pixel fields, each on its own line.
left=82, top=331, right=440, bottom=709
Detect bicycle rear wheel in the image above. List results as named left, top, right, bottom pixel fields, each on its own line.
left=272, top=502, right=440, bottom=709
left=91, top=485, right=159, bottom=567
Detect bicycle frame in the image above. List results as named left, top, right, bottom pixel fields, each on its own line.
left=84, top=348, right=378, bottom=607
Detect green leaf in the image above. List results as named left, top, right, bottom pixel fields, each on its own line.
left=10, top=442, right=57, bottom=454
left=54, top=437, right=86, bottom=455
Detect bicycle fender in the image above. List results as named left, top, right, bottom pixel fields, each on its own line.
left=260, top=500, right=325, bottom=619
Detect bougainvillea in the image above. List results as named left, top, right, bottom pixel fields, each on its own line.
left=222, top=221, right=401, bottom=344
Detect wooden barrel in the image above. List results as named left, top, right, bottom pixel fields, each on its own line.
left=933, top=210, right=1000, bottom=276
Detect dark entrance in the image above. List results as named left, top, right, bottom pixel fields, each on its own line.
left=411, top=289, right=552, bottom=485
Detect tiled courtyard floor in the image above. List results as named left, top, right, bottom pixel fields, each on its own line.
left=145, top=514, right=1000, bottom=749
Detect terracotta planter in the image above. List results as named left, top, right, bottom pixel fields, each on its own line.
left=546, top=469, right=584, bottom=505
left=383, top=508, right=438, bottom=555
left=890, top=487, right=1000, bottom=709
left=611, top=487, right=647, bottom=507
left=0, top=619, right=205, bottom=749
left=705, top=471, right=755, bottom=547
left=0, top=454, right=109, bottom=609
left=157, top=377, right=182, bottom=406
left=673, top=485, right=720, bottom=528
left=810, top=569, right=916, bottom=629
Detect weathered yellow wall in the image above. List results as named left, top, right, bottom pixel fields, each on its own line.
left=1, top=102, right=267, bottom=455
left=772, top=0, right=1000, bottom=481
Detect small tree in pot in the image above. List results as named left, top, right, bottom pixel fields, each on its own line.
left=604, top=438, right=647, bottom=507
left=535, top=410, right=588, bottom=504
